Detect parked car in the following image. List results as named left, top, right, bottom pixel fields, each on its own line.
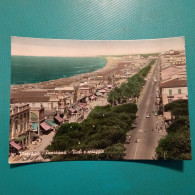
left=154, top=111, right=158, bottom=116
left=146, top=113, right=150, bottom=118
left=126, top=135, right=131, bottom=143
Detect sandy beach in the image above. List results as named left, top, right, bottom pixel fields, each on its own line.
left=11, top=57, right=121, bottom=90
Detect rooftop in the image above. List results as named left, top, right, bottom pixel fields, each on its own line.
left=160, top=78, right=187, bottom=88
left=11, top=96, right=50, bottom=103
left=10, top=103, right=29, bottom=108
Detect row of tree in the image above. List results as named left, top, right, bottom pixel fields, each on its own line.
left=44, top=60, right=156, bottom=161
left=156, top=100, right=191, bottom=160
left=45, top=103, right=138, bottom=161
left=107, top=59, right=155, bottom=105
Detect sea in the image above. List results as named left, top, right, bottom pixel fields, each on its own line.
left=11, top=56, right=107, bottom=85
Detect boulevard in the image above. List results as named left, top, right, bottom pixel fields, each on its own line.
left=124, top=59, right=166, bottom=160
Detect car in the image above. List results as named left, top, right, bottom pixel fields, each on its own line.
left=146, top=113, right=150, bottom=118
left=135, top=139, right=141, bottom=143
left=154, top=111, right=158, bottom=116
left=126, top=135, right=131, bottom=143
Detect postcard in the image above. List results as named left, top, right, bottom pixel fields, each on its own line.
left=9, top=36, right=191, bottom=164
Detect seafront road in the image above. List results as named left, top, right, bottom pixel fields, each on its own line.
left=124, top=59, right=166, bottom=160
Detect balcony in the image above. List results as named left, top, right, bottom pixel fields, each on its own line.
left=167, top=95, right=174, bottom=98
left=10, top=104, right=30, bottom=116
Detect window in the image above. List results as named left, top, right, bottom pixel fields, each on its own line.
left=178, top=89, right=181, bottom=94
left=15, top=120, right=18, bottom=133
left=169, top=89, right=172, bottom=96
left=20, top=124, right=23, bottom=132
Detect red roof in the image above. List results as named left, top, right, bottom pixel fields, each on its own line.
left=160, top=79, right=187, bottom=88
left=55, top=115, right=64, bottom=123
left=40, top=122, right=52, bottom=131
left=78, top=103, right=87, bottom=106
left=99, top=89, right=107, bottom=93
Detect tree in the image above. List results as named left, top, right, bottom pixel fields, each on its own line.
left=164, top=99, right=188, bottom=118
left=166, top=118, right=189, bottom=133
left=107, top=87, right=122, bottom=105
left=46, top=101, right=138, bottom=160
left=104, top=143, right=125, bottom=160
left=107, top=90, right=116, bottom=105
left=156, top=130, right=191, bottom=160
left=156, top=99, right=191, bottom=160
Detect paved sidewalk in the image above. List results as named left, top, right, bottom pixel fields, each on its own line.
left=9, top=131, right=56, bottom=164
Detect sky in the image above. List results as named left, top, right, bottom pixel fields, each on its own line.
left=11, top=36, right=185, bottom=57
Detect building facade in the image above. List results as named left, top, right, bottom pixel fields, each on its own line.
left=9, top=103, right=31, bottom=154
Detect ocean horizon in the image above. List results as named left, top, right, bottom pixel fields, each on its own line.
left=11, top=56, right=107, bottom=85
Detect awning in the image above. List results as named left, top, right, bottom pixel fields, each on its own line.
left=99, top=89, right=106, bottom=93
left=96, top=92, right=102, bottom=96
left=15, top=135, right=27, bottom=142
left=10, top=141, right=22, bottom=150
left=79, top=103, right=87, bottom=106
left=77, top=103, right=87, bottom=107
left=69, top=108, right=76, bottom=113
left=40, top=122, right=52, bottom=131
left=45, top=120, right=57, bottom=127
left=55, top=115, right=64, bottom=123
left=32, top=123, right=38, bottom=131
left=90, top=95, right=97, bottom=100
left=107, top=85, right=113, bottom=88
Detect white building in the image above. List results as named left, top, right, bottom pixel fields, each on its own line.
left=160, top=78, right=188, bottom=105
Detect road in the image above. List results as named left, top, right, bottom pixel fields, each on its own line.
left=124, top=58, right=166, bottom=160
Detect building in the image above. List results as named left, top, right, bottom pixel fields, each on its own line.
left=54, top=86, right=78, bottom=104
left=11, top=90, right=67, bottom=115
left=161, top=66, right=180, bottom=81
left=160, top=78, right=188, bottom=105
left=9, top=103, right=31, bottom=155
left=160, top=78, right=188, bottom=121
left=78, top=85, right=93, bottom=97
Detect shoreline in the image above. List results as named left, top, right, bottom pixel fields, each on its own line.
left=11, top=57, right=120, bottom=90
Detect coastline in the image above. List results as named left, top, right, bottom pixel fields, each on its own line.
left=11, top=57, right=120, bottom=90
